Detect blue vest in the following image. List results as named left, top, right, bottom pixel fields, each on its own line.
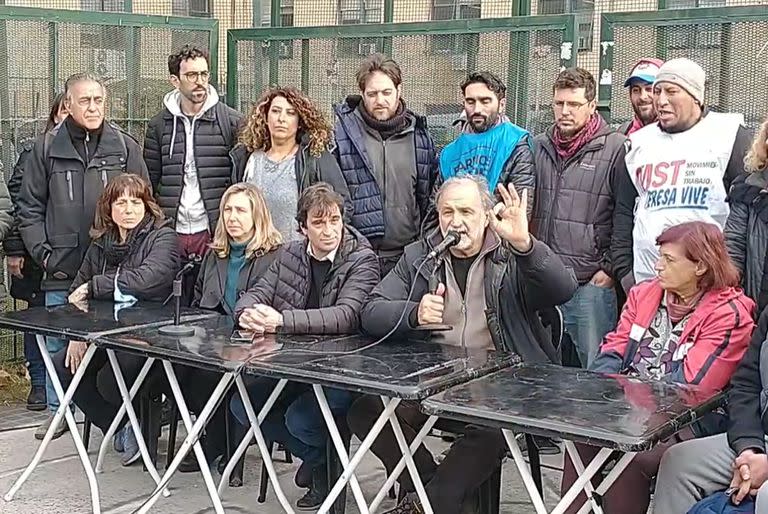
left=439, top=122, right=529, bottom=191
left=333, top=98, right=436, bottom=240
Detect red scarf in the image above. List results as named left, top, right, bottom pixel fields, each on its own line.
left=626, top=116, right=648, bottom=136
left=552, top=114, right=604, bottom=161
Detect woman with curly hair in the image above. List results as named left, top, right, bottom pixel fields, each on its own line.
left=724, top=115, right=768, bottom=314
left=231, top=86, right=350, bottom=241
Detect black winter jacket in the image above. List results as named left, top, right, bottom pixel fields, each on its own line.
left=728, top=306, right=768, bottom=455
left=531, top=122, right=629, bottom=283
left=69, top=219, right=179, bottom=302
left=235, top=227, right=380, bottom=334
left=18, top=120, right=149, bottom=291
left=192, top=247, right=279, bottom=316
left=144, top=100, right=243, bottom=228
left=360, top=235, right=577, bottom=363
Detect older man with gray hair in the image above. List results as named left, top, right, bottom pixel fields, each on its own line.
left=18, top=72, right=148, bottom=439
left=349, top=176, right=577, bottom=514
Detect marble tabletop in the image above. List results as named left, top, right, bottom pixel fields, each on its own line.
left=422, top=364, right=725, bottom=451
left=0, top=301, right=217, bottom=340
left=242, top=334, right=520, bottom=399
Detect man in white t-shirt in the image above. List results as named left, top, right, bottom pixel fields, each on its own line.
left=612, top=58, right=752, bottom=290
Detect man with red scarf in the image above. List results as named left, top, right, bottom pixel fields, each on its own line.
left=531, top=67, right=630, bottom=368
left=618, top=58, right=664, bottom=136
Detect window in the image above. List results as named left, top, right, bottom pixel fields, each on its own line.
left=280, top=0, right=295, bottom=27
left=337, top=0, right=384, bottom=57
left=665, top=0, right=725, bottom=49
left=171, top=0, right=212, bottom=18
left=80, top=0, right=124, bottom=10
left=431, top=0, right=481, bottom=55
left=536, top=0, right=594, bottom=51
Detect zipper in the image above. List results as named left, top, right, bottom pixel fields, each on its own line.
left=381, top=139, right=387, bottom=207
left=66, top=171, right=74, bottom=201
left=84, top=132, right=90, bottom=164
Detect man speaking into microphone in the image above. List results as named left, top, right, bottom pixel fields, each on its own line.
left=350, top=175, right=577, bottom=514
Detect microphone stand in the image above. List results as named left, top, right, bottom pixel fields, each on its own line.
left=159, top=257, right=200, bottom=337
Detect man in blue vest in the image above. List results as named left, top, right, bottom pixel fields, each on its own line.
left=439, top=71, right=535, bottom=215
left=333, top=53, right=439, bottom=277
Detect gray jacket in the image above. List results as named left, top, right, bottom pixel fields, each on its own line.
left=724, top=169, right=768, bottom=314
left=234, top=227, right=380, bottom=334
left=531, top=123, right=629, bottom=283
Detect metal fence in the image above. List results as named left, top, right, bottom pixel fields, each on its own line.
left=0, top=6, right=217, bottom=363
left=599, top=5, right=768, bottom=129
left=228, top=15, right=576, bottom=146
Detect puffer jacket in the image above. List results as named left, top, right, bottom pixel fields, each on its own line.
left=235, top=227, right=380, bottom=334
left=144, top=88, right=243, bottom=229
left=531, top=121, right=629, bottom=283
left=333, top=95, right=437, bottom=240
left=360, top=233, right=577, bottom=363
left=192, top=246, right=279, bottom=316
left=69, top=218, right=179, bottom=302
left=724, top=169, right=768, bottom=314
left=18, top=119, right=149, bottom=291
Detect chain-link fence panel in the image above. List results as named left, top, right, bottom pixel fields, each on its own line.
left=600, top=6, right=768, bottom=130
left=229, top=15, right=575, bottom=147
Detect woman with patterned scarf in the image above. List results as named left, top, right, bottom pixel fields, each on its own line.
left=52, top=173, right=179, bottom=466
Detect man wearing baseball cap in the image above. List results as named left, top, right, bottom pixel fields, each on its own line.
left=618, top=58, right=664, bottom=136
left=612, top=57, right=752, bottom=289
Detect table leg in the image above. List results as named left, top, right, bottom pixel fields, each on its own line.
left=104, top=350, right=169, bottom=497
left=574, top=451, right=636, bottom=514
left=550, top=446, right=614, bottom=514
left=4, top=336, right=101, bottom=514
left=563, top=441, right=605, bottom=514
left=502, top=430, right=547, bottom=514
left=95, top=357, right=155, bottom=473
left=382, top=396, right=435, bottom=514
left=311, top=384, right=369, bottom=513
left=217, top=377, right=288, bottom=494
left=135, top=363, right=235, bottom=514
left=368, top=414, right=437, bottom=514
left=223, top=376, right=296, bottom=513
left=318, top=397, right=402, bottom=514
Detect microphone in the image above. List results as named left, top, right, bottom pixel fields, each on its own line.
left=426, top=231, right=461, bottom=260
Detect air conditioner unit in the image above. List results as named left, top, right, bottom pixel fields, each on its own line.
left=358, top=41, right=378, bottom=55
left=450, top=53, right=468, bottom=71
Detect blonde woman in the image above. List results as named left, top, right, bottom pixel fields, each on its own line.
left=230, top=86, right=350, bottom=241
left=192, top=182, right=282, bottom=315
left=724, top=115, right=768, bottom=314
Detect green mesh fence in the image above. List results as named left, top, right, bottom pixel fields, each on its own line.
left=228, top=15, right=576, bottom=145
left=599, top=6, right=768, bottom=130
left=0, top=6, right=217, bottom=362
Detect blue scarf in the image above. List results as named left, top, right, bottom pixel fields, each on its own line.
left=439, top=122, right=529, bottom=192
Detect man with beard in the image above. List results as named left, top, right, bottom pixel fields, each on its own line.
left=618, top=58, right=664, bottom=136
left=531, top=67, right=630, bottom=368
left=612, top=58, right=752, bottom=290
left=439, top=72, right=535, bottom=214
left=333, top=53, right=439, bottom=277
left=144, top=45, right=242, bottom=303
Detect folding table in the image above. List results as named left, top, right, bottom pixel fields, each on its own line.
left=422, top=364, right=725, bottom=514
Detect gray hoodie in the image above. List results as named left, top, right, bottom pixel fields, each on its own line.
left=163, top=86, right=220, bottom=234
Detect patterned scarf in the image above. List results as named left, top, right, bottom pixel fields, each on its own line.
left=626, top=116, right=648, bottom=136
left=552, top=113, right=604, bottom=161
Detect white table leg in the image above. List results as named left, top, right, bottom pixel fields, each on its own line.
left=95, top=356, right=155, bottom=473
left=574, top=451, right=636, bottom=514
left=503, top=430, right=548, bottom=514
left=368, top=414, right=438, bottom=514
left=318, top=397, right=402, bottom=514
left=217, top=377, right=288, bottom=494
left=550, top=446, right=614, bottom=514
left=135, top=363, right=235, bottom=514
left=383, top=396, right=434, bottom=514
left=564, top=441, right=604, bottom=514
left=4, top=336, right=101, bottom=514
left=312, top=384, right=369, bottom=513
left=105, top=350, right=169, bottom=497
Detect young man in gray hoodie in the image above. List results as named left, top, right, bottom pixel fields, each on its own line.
left=144, top=45, right=242, bottom=302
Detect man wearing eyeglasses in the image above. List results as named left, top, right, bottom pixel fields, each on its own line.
left=531, top=67, right=630, bottom=369
left=144, top=45, right=243, bottom=304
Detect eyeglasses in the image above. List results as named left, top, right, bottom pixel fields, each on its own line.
left=553, top=100, right=590, bottom=111
left=182, top=71, right=210, bottom=82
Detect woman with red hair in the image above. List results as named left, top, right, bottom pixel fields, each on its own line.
left=560, top=220, right=756, bottom=514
